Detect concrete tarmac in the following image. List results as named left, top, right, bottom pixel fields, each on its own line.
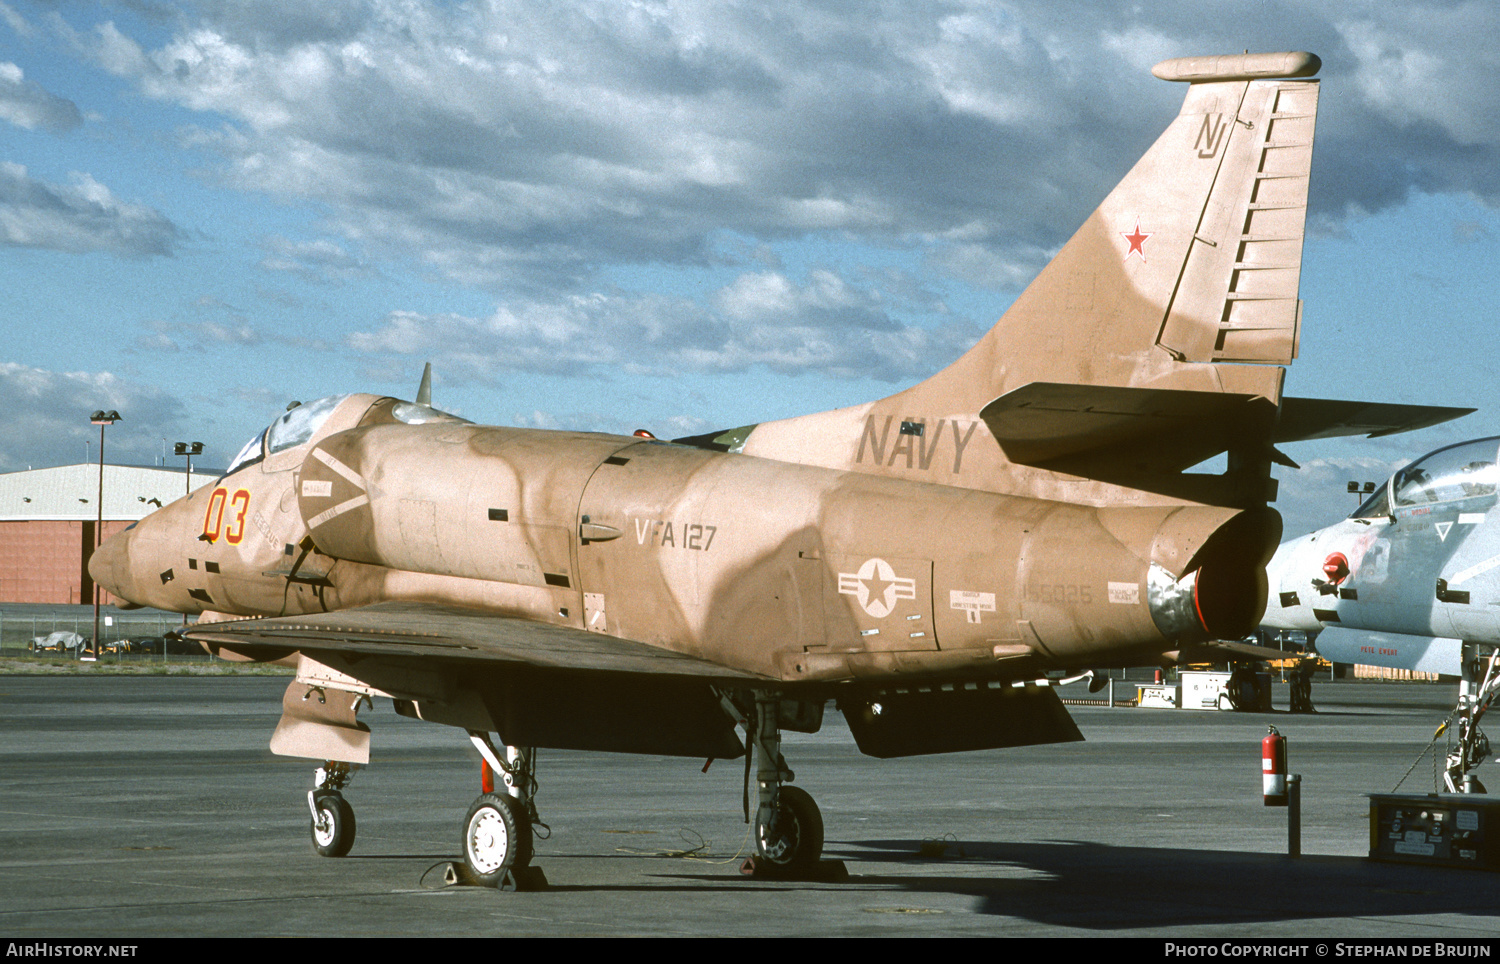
left=3, top=674, right=1500, bottom=938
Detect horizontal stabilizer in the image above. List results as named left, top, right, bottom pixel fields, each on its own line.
left=1274, top=397, right=1474, bottom=442
left=982, top=383, right=1475, bottom=477
left=980, top=382, right=1266, bottom=473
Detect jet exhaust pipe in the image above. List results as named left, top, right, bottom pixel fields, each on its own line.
left=1005, top=502, right=1281, bottom=663
left=1147, top=507, right=1280, bottom=643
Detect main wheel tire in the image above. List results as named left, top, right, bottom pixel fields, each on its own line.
left=462, top=793, right=533, bottom=887
left=310, top=790, right=356, bottom=858
left=756, top=785, right=823, bottom=874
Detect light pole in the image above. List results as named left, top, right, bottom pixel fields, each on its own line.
left=174, top=441, right=203, bottom=498
left=173, top=442, right=203, bottom=633
left=89, top=410, right=121, bottom=661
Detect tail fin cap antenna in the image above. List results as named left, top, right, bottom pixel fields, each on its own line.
left=1153, top=51, right=1321, bottom=83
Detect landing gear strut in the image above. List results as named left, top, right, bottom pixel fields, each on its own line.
left=1443, top=644, right=1499, bottom=793
left=462, top=733, right=546, bottom=889
left=308, top=761, right=357, bottom=857
left=742, top=694, right=827, bottom=878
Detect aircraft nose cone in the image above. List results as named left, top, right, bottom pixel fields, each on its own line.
left=89, top=529, right=135, bottom=604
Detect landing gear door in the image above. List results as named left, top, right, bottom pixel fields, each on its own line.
left=827, top=553, right=938, bottom=651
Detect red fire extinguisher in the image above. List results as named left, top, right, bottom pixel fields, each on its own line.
left=1263, top=725, right=1287, bottom=806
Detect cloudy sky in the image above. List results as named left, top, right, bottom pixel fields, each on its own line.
left=4, top=0, right=1500, bottom=537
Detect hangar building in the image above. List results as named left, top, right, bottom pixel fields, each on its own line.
left=0, top=464, right=214, bottom=604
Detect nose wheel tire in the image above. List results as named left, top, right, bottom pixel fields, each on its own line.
left=462, top=793, right=533, bottom=887
left=756, top=785, right=823, bottom=874
left=310, top=790, right=356, bottom=858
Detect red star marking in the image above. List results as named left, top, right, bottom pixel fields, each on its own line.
left=1123, top=219, right=1151, bottom=262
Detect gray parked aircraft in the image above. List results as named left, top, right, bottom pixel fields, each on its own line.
left=1263, top=436, right=1500, bottom=790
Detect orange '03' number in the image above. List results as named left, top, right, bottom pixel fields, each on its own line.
left=202, top=488, right=227, bottom=542
left=225, top=490, right=250, bottom=545
left=202, top=487, right=251, bottom=544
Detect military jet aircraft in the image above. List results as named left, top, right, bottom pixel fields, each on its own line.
left=90, top=50, right=1469, bottom=886
left=1264, top=437, right=1500, bottom=792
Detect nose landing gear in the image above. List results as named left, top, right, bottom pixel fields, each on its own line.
left=308, top=761, right=357, bottom=858
left=1442, top=644, right=1500, bottom=793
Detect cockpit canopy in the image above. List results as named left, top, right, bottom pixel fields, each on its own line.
left=224, top=394, right=471, bottom=477
left=1353, top=436, right=1500, bottom=520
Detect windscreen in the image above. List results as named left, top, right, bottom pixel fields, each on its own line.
left=266, top=395, right=352, bottom=455
left=224, top=428, right=267, bottom=476
left=1392, top=438, right=1500, bottom=508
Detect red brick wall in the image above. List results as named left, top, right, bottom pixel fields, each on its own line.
left=0, top=520, right=132, bottom=604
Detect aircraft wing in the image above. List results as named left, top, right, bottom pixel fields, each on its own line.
left=183, top=602, right=770, bottom=681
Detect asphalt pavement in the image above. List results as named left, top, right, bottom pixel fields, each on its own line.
left=3, top=674, right=1499, bottom=938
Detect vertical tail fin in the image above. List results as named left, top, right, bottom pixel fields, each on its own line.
left=959, top=50, right=1320, bottom=399
left=738, top=52, right=1321, bottom=502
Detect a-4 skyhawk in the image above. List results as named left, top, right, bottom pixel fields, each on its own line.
left=90, top=51, right=1469, bottom=886
left=1264, top=437, right=1500, bottom=792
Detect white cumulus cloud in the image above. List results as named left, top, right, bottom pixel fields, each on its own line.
left=0, top=162, right=178, bottom=257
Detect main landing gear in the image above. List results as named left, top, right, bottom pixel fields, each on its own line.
left=461, top=733, right=547, bottom=890
left=737, top=694, right=836, bottom=880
